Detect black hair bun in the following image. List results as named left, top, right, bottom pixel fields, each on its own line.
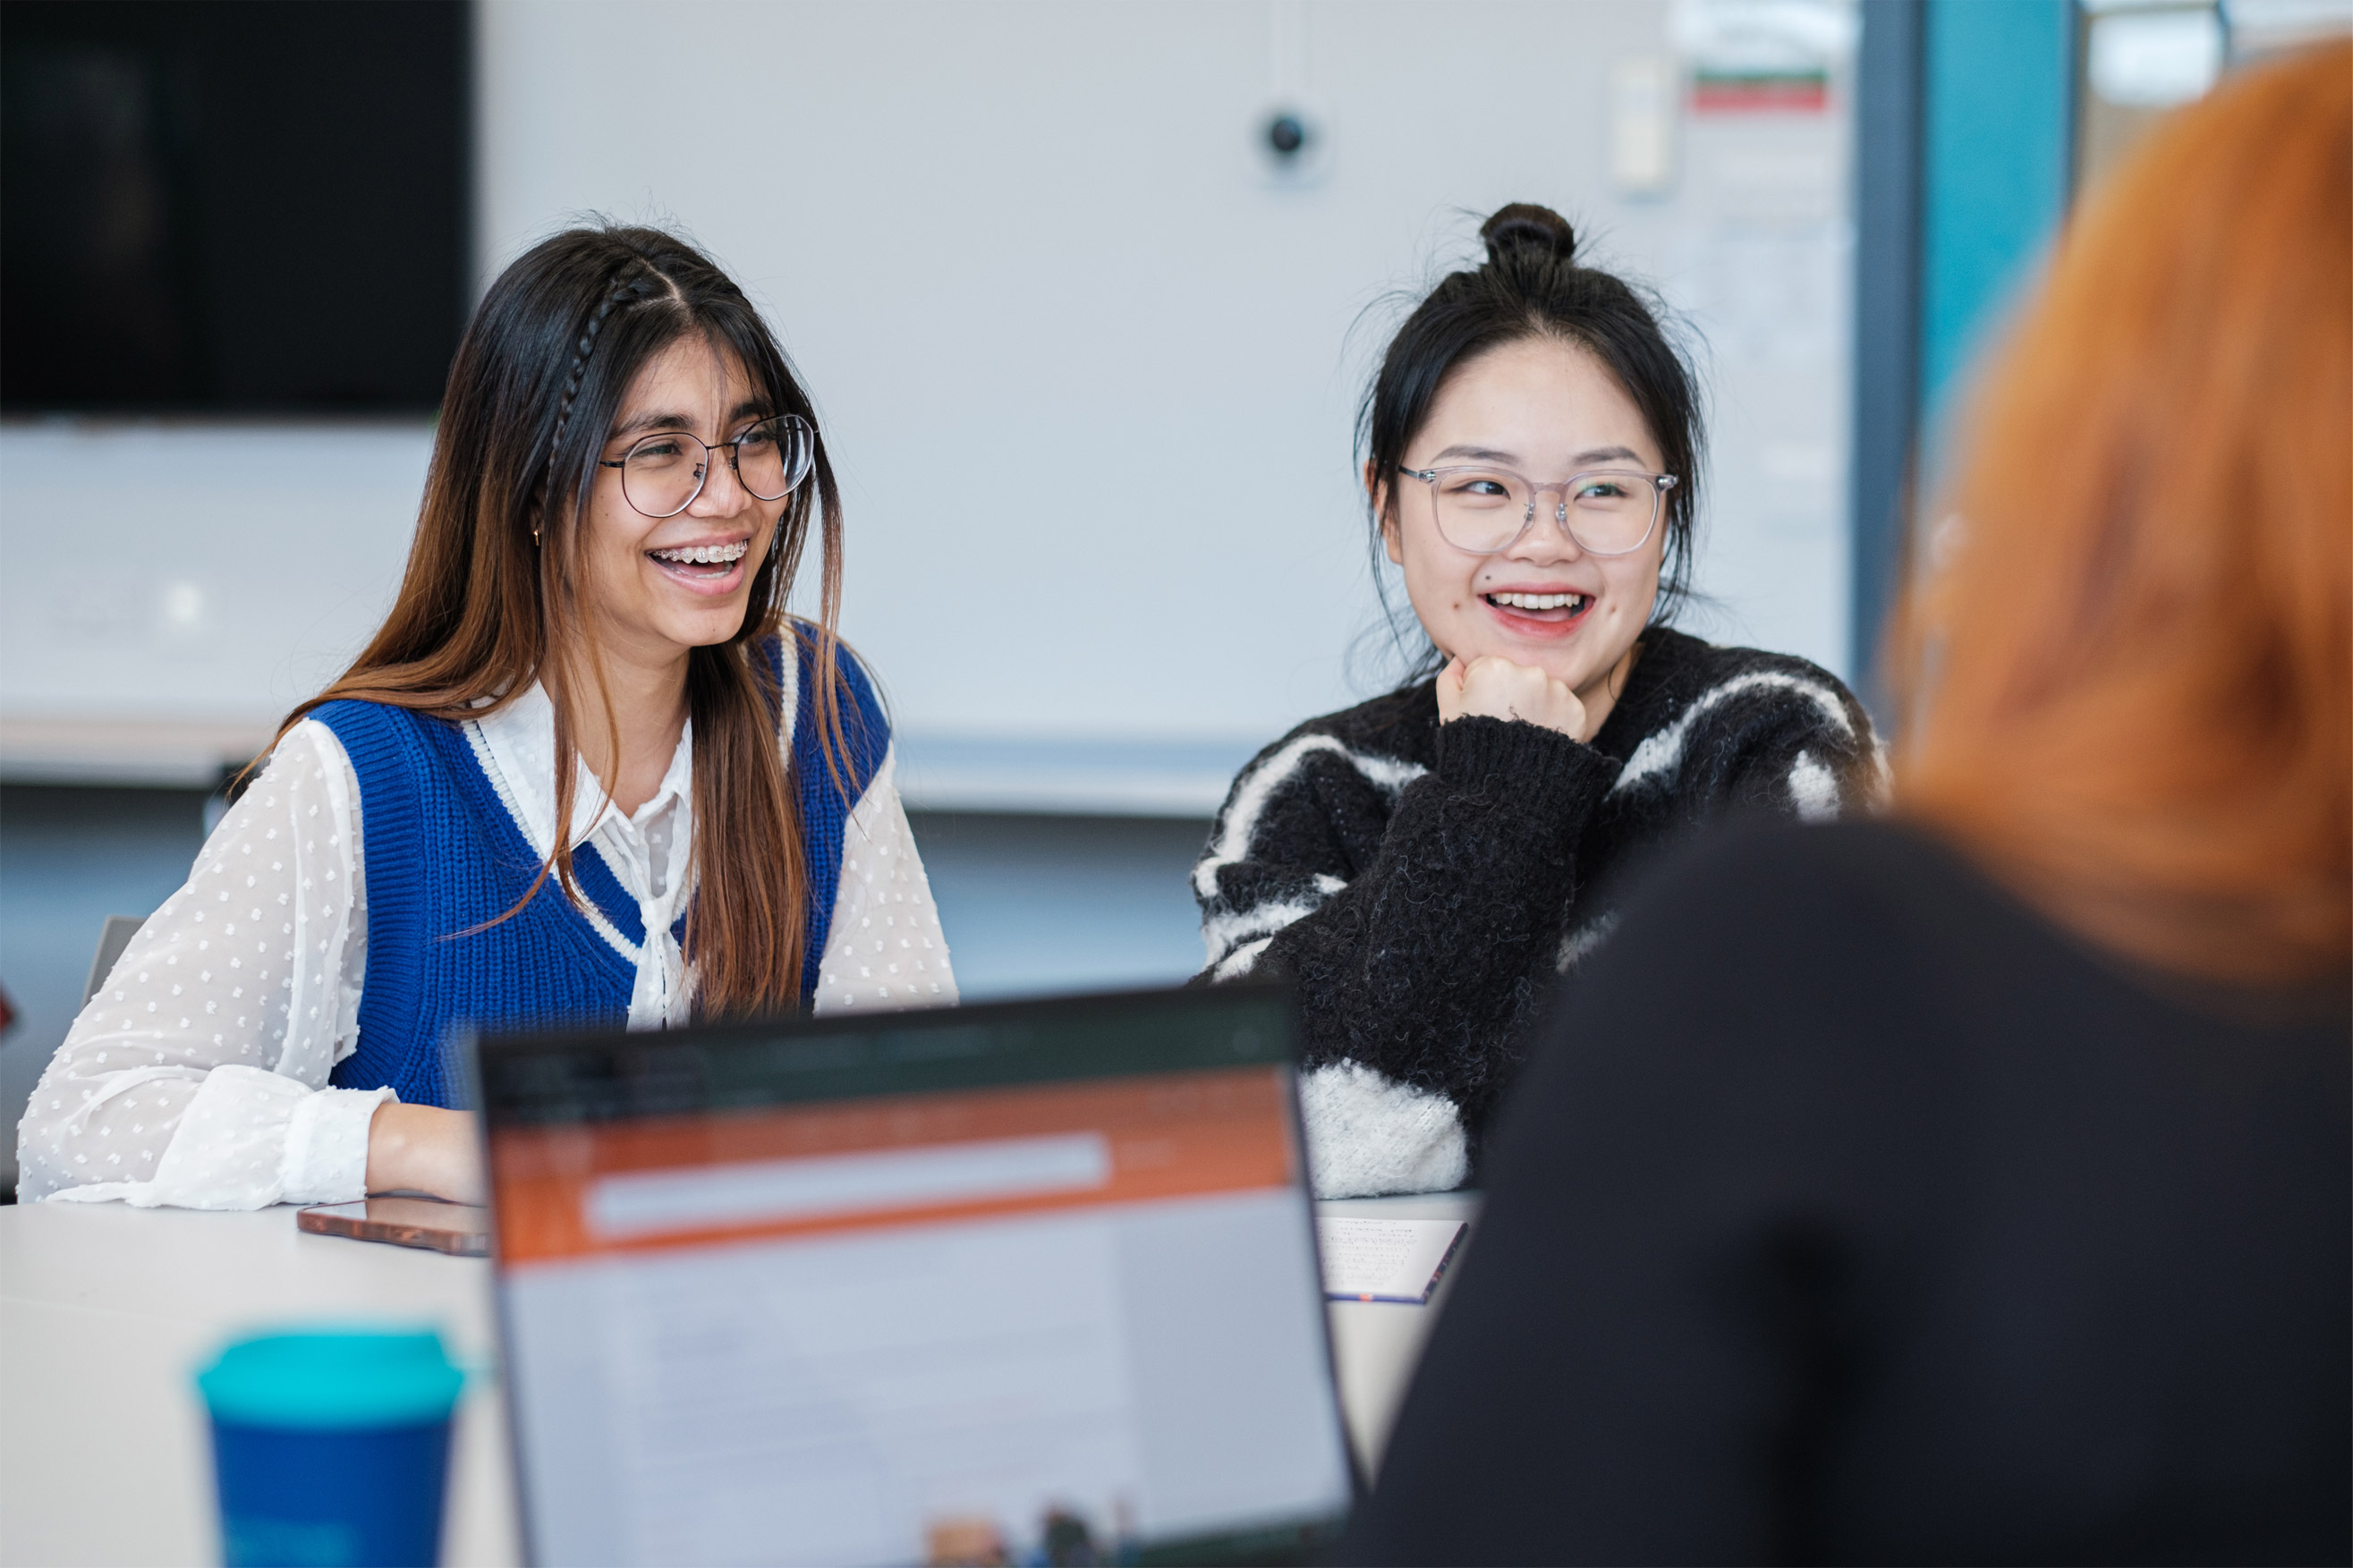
left=1479, top=203, right=1577, bottom=267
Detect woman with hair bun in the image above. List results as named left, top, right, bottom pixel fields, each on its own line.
left=1353, top=44, right=2349, bottom=1563
left=1195, top=203, right=1880, bottom=1198
left=19, top=225, right=956, bottom=1209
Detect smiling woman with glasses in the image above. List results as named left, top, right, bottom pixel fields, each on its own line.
left=1193, top=202, right=1880, bottom=1200
left=18, top=225, right=956, bottom=1211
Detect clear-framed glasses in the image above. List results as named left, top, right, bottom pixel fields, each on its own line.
left=1397, top=463, right=1678, bottom=556
left=599, top=412, right=814, bottom=520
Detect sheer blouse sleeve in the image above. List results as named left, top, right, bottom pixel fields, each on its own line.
left=811, top=748, right=958, bottom=1014
left=13, top=719, right=384, bottom=1209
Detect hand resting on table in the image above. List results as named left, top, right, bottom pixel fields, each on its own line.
left=365, top=1104, right=484, bottom=1207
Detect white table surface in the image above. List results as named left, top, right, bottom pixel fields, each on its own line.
left=0, top=1191, right=1476, bottom=1568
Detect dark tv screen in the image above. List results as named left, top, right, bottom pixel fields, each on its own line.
left=1, top=0, right=471, bottom=414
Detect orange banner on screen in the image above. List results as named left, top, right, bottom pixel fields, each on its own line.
left=492, top=1065, right=1296, bottom=1265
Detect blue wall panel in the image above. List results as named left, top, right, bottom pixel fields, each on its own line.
left=1849, top=0, right=1926, bottom=698
left=1921, top=0, right=2077, bottom=418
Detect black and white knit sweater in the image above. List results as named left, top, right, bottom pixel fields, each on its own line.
left=1192, top=626, right=1882, bottom=1198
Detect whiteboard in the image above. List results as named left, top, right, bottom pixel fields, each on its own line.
left=0, top=0, right=1857, bottom=809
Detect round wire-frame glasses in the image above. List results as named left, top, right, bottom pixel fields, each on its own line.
left=1397, top=462, right=1678, bottom=557
left=599, top=412, right=815, bottom=519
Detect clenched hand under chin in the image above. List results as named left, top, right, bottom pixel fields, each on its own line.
left=1436, top=654, right=1592, bottom=741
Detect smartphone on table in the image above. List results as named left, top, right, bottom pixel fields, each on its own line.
left=297, top=1196, right=489, bottom=1257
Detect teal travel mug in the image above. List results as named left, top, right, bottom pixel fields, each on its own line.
left=195, top=1327, right=466, bottom=1568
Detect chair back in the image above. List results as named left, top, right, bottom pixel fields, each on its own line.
left=81, top=916, right=146, bottom=1007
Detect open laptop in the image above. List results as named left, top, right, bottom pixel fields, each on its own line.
left=468, top=981, right=1355, bottom=1568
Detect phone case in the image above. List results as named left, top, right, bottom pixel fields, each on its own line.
left=297, top=1196, right=492, bottom=1257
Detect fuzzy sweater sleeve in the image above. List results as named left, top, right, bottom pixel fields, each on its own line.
left=1194, top=716, right=1621, bottom=1196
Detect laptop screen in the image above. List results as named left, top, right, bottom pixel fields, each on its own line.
left=473, top=984, right=1354, bottom=1568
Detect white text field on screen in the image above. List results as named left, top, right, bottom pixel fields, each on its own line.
left=585, top=1132, right=1115, bottom=1241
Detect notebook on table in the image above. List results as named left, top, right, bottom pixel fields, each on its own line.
left=467, top=981, right=1355, bottom=1568
left=1315, top=1217, right=1469, bottom=1304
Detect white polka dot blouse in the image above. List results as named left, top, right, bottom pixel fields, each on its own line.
left=15, top=683, right=956, bottom=1210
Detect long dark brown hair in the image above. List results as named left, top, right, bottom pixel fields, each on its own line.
left=277, top=224, right=853, bottom=1016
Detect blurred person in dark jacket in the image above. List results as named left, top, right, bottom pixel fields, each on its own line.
left=1346, top=39, right=2350, bottom=1568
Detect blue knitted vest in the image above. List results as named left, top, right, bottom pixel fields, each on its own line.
left=317, top=632, right=888, bottom=1106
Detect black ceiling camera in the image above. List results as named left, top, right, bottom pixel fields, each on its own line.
left=1266, top=113, right=1309, bottom=157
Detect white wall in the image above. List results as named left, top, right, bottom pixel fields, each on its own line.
left=0, top=425, right=431, bottom=737
left=0, top=0, right=1856, bottom=802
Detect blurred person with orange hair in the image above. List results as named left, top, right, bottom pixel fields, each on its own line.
left=1345, top=42, right=2349, bottom=1565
